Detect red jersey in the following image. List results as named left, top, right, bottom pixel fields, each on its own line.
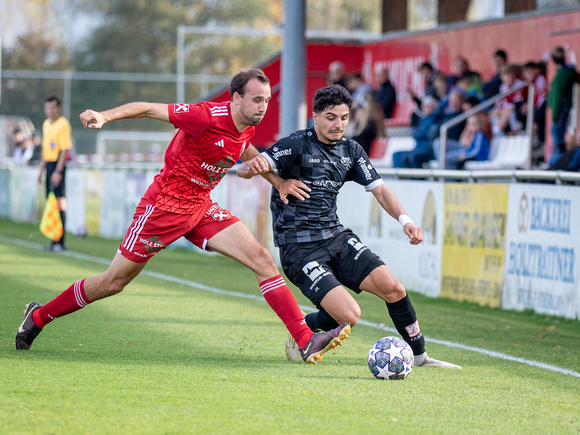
left=143, top=101, right=254, bottom=214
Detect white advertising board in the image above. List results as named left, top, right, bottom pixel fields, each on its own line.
left=503, top=184, right=580, bottom=319
left=100, top=170, right=127, bottom=239
left=66, top=169, right=86, bottom=234
left=337, top=179, right=444, bottom=297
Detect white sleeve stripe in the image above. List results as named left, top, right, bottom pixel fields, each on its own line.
left=261, top=152, right=276, bottom=171
left=365, top=178, right=384, bottom=191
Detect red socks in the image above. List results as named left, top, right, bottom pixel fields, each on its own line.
left=259, top=275, right=313, bottom=349
left=33, top=279, right=89, bottom=328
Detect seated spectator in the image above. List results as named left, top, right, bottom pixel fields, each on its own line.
left=327, top=61, right=347, bottom=88
left=433, top=115, right=490, bottom=169
left=433, top=73, right=450, bottom=104
left=483, top=49, right=508, bottom=99
left=447, top=56, right=483, bottom=97
left=521, top=61, right=547, bottom=145
left=392, top=96, right=440, bottom=168
left=12, top=128, right=37, bottom=166
left=490, top=64, right=528, bottom=136
left=345, top=73, right=372, bottom=109
left=371, top=66, right=397, bottom=119
left=349, top=93, right=386, bottom=155
left=393, top=90, right=465, bottom=169
left=462, top=95, right=492, bottom=140
left=453, top=73, right=481, bottom=99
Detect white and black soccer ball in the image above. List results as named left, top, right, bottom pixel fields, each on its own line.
left=367, top=336, right=414, bottom=380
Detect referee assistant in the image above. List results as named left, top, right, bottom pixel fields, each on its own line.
left=38, top=94, right=72, bottom=251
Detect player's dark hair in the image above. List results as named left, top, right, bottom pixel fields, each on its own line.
left=44, top=94, right=62, bottom=106
left=229, top=68, right=270, bottom=98
left=312, top=85, right=353, bottom=114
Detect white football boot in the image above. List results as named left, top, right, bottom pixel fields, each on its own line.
left=414, top=352, right=462, bottom=369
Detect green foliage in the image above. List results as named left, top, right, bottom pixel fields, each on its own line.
left=1, top=219, right=580, bottom=433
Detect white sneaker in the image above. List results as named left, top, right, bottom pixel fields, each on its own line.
left=285, top=333, right=302, bottom=361
left=414, top=352, right=462, bottom=369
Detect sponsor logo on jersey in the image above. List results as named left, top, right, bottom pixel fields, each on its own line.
left=341, top=157, right=353, bottom=171
left=312, top=179, right=343, bottom=188
left=201, top=156, right=235, bottom=182
left=214, top=139, right=225, bottom=147
left=271, top=147, right=292, bottom=160
left=174, top=104, right=189, bottom=113
left=357, top=156, right=373, bottom=180
left=309, top=158, right=320, bottom=163
left=210, top=106, right=229, bottom=117
left=140, top=235, right=166, bottom=252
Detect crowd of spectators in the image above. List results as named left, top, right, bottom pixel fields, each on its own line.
left=330, top=45, right=580, bottom=172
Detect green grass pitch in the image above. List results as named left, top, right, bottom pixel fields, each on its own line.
left=0, top=219, right=579, bottom=434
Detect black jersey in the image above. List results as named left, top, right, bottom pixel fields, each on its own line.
left=262, top=127, right=384, bottom=247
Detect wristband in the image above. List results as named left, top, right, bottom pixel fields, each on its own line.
left=398, top=214, right=413, bottom=227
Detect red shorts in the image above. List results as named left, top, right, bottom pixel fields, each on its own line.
left=118, top=197, right=240, bottom=263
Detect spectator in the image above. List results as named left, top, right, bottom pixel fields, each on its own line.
left=547, top=46, right=580, bottom=165
left=392, top=96, right=440, bottom=168
left=483, top=49, right=508, bottom=99
left=454, top=73, right=481, bottom=99
left=12, top=128, right=38, bottom=166
left=522, top=61, right=548, bottom=145
left=371, top=66, right=397, bottom=119
left=447, top=56, right=483, bottom=97
left=433, top=115, right=490, bottom=169
left=490, top=64, right=528, bottom=136
left=408, top=62, right=439, bottom=102
left=433, top=73, right=450, bottom=104
left=349, top=93, right=386, bottom=155
left=327, top=61, right=347, bottom=88
left=345, top=73, right=371, bottom=108
left=462, top=95, right=493, bottom=140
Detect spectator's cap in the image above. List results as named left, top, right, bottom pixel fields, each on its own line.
left=422, top=95, right=439, bottom=110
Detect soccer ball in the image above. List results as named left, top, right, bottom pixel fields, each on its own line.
left=367, top=336, right=414, bottom=380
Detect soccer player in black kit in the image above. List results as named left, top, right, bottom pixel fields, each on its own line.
left=239, top=85, right=461, bottom=369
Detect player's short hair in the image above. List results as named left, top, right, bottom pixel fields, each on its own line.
left=229, top=68, right=270, bottom=98
left=44, top=94, right=62, bottom=106
left=312, top=85, right=353, bottom=114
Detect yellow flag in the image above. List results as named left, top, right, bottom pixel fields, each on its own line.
left=40, top=192, right=63, bottom=242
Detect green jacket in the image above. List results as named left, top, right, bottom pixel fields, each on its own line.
left=547, top=65, right=579, bottom=120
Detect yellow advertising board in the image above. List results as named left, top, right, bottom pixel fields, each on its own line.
left=440, top=183, right=509, bottom=307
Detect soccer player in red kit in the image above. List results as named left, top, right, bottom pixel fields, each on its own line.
left=15, top=68, right=350, bottom=364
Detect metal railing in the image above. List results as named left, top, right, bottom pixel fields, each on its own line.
left=438, top=81, right=535, bottom=169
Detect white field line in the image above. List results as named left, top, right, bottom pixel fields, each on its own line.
left=3, top=235, right=579, bottom=378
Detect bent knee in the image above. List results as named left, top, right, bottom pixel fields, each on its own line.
left=250, top=245, right=278, bottom=273
left=340, top=306, right=361, bottom=327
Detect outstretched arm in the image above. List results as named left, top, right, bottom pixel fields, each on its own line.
left=238, top=149, right=311, bottom=204
left=80, top=102, right=169, bottom=129
left=371, top=183, right=423, bottom=245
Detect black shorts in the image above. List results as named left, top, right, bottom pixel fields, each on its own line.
left=279, top=229, right=385, bottom=308
left=45, top=161, right=66, bottom=198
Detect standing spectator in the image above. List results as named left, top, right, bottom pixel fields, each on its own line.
left=522, top=61, right=548, bottom=144
left=483, top=49, right=508, bottom=99
left=547, top=46, right=580, bottom=165
left=433, top=115, right=490, bottom=169
left=327, top=61, right=347, bottom=88
left=371, top=66, right=397, bottom=119
left=38, top=94, right=72, bottom=251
